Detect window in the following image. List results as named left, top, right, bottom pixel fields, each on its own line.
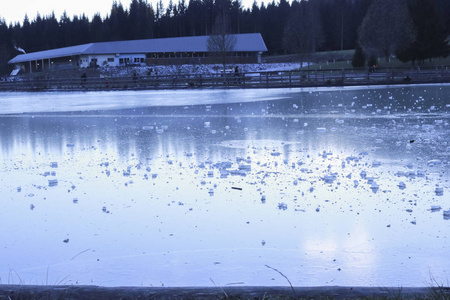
left=134, top=58, right=140, bottom=63
left=107, top=58, right=114, bottom=62
left=119, top=58, right=124, bottom=64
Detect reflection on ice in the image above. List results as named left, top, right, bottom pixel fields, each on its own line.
left=0, top=84, right=449, bottom=287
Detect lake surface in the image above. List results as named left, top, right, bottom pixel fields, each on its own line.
left=0, top=85, right=449, bottom=287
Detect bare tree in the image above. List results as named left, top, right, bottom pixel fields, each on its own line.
left=283, top=2, right=322, bottom=68
left=207, top=13, right=237, bottom=74
left=358, top=0, right=415, bottom=62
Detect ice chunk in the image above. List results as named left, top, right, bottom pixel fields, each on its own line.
left=398, top=181, right=406, bottom=189
left=323, top=175, right=336, bottom=184
left=372, top=161, right=382, bottom=167
left=435, top=187, right=444, bottom=195
left=48, top=179, right=58, bottom=187
left=50, top=162, right=58, bottom=168
left=238, top=164, right=251, bottom=171
left=208, top=170, right=214, bottom=177
left=278, top=203, right=288, bottom=210
left=430, top=205, right=442, bottom=211
left=443, top=210, right=450, bottom=217
left=427, top=159, right=441, bottom=166
left=370, top=181, right=379, bottom=190
left=220, top=169, right=229, bottom=178
left=422, top=124, right=434, bottom=130
left=360, top=170, right=367, bottom=178
left=17, top=186, right=21, bottom=192
left=261, top=195, right=266, bottom=203
left=316, top=128, right=327, bottom=132
left=142, top=126, right=153, bottom=130
left=270, top=152, right=281, bottom=156
left=204, top=122, right=211, bottom=128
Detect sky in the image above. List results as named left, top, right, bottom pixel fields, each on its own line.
left=0, top=0, right=266, bottom=25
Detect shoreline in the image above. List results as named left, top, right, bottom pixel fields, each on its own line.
left=1, top=285, right=449, bottom=299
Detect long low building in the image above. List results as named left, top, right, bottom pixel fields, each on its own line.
left=8, top=33, right=267, bottom=74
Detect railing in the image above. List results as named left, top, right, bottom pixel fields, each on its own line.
left=1, top=66, right=450, bottom=91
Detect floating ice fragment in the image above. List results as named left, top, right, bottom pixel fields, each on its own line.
left=261, top=195, right=266, bottom=203
left=427, top=159, right=441, bottom=166
left=220, top=169, right=229, bottom=178
left=398, top=181, right=406, bottom=189
left=323, top=175, right=336, bottom=183
left=335, top=119, right=344, bottom=124
left=375, top=139, right=383, bottom=144
left=239, top=164, right=251, bottom=171
left=443, top=210, right=450, bottom=217
left=209, top=189, right=214, bottom=196
left=48, top=179, right=58, bottom=187
left=270, top=152, right=281, bottom=156
left=278, top=203, right=287, bottom=210
left=435, top=187, right=444, bottom=195
left=73, top=198, right=78, bottom=204
left=372, top=161, right=381, bottom=167
left=30, top=204, right=35, bottom=210
left=156, top=128, right=164, bottom=134
left=208, top=170, right=214, bottom=177
left=422, top=124, right=434, bottom=130
left=370, top=181, right=379, bottom=190
left=430, top=205, right=442, bottom=211
left=152, top=174, right=158, bottom=179
left=416, top=170, right=425, bottom=177
left=360, top=170, right=367, bottom=178
left=142, top=126, right=153, bottom=130
left=66, top=143, right=75, bottom=147
left=316, top=128, right=327, bottom=132
left=50, top=162, right=58, bottom=168
left=204, top=122, right=211, bottom=128
left=17, top=187, right=21, bottom=192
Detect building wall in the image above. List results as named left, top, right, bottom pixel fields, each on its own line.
left=79, top=54, right=146, bottom=68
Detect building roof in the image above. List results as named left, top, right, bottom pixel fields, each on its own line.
left=8, top=33, right=267, bottom=64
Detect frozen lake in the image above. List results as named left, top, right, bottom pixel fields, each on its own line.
left=0, top=85, right=449, bottom=287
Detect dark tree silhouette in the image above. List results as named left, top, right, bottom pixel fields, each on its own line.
left=358, top=0, right=415, bottom=61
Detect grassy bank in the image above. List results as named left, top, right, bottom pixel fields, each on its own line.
left=0, top=285, right=449, bottom=300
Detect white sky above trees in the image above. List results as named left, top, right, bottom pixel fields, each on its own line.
left=0, top=0, right=269, bottom=26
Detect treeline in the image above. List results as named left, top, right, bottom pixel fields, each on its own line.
left=1, top=0, right=449, bottom=73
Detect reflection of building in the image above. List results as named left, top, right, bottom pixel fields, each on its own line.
left=8, top=33, right=267, bottom=73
